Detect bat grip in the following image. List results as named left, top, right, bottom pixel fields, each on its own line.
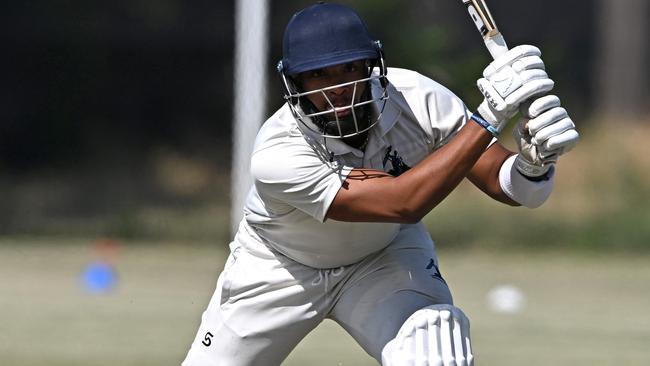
left=484, top=32, right=508, bottom=59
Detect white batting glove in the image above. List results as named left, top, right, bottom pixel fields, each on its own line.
left=476, top=45, right=555, bottom=134
left=514, top=95, right=580, bottom=178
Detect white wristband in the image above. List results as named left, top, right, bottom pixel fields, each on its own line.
left=499, top=154, right=554, bottom=208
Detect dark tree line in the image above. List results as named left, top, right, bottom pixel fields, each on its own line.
left=1, top=0, right=647, bottom=173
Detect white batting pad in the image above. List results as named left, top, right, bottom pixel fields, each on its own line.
left=381, top=304, right=474, bottom=366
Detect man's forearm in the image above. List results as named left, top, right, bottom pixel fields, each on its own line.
left=327, top=120, right=493, bottom=223
left=393, top=120, right=494, bottom=221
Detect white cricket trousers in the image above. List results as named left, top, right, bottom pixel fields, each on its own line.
left=182, top=222, right=452, bottom=366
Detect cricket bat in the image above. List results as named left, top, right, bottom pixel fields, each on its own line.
left=461, top=0, right=509, bottom=60
left=462, top=0, right=538, bottom=119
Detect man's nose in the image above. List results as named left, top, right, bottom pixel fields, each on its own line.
left=327, top=81, right=352, bottom=97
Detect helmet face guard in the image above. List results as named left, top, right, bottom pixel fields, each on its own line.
left=279, top=58, right=389, bottom=139
left=277, top=3, right=390, bottom=139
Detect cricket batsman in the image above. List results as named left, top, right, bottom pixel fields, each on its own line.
left=182, top=2, right=579, bottom=365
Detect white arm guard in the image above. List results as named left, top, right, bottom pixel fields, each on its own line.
left=499, top=154, right=554, bottom=208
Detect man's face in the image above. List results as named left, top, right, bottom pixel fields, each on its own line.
left=296, top=60, right=368, bottom=119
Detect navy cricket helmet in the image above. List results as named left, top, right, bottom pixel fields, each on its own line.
left=280, top=2, right=381, bottom=75
left=277, top=2, right=389, bottom=140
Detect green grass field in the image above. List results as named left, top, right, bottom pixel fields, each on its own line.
left=1, top=124, right=649, bottom=365
left=1, top=240, right=649, bottom=366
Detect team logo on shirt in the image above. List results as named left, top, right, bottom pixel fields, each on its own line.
left=426, top=258, right=446, bottom=284
left=383, top=146, right=411, bottom=177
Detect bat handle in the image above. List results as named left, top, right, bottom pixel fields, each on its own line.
left=485, top=33, right=536, bottom=119
left=485, top=32, right=509, bottom=59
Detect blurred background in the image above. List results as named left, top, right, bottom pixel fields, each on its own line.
left=1, top=0, right=649, bottom=365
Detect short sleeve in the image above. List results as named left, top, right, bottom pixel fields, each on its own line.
left=420, top=84, right=499, bottom=150
left=251, top=138, right=353, bottom=222
left=418, top=76, right=471, bottom=148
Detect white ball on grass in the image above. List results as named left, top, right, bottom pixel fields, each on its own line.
left=486, top=284, right=525, bottom=314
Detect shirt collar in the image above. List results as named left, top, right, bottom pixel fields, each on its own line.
left=370, top=78, right=401, bottom=138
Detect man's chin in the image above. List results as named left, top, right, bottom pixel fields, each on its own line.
left=323, top=120, right=366, bottom=137
left=342, top=132, right=369, bottom=149
left=323, top=110, right=370, bottom=136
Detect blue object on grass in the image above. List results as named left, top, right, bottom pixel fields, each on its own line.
left=82, top=262, right=117, bottom=294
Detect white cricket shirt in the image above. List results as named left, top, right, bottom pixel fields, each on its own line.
left=241, top=67, right=470, bottom=268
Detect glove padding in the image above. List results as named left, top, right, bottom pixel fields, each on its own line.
left=477, top=45, right=555, bottom=134
left=514, top=95, right=580, bottom=177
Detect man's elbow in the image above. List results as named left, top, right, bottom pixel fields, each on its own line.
left=394, top=205, right=428, bottom=224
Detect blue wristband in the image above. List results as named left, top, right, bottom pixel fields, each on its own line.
left=471, top=112, right=499, bottom=137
